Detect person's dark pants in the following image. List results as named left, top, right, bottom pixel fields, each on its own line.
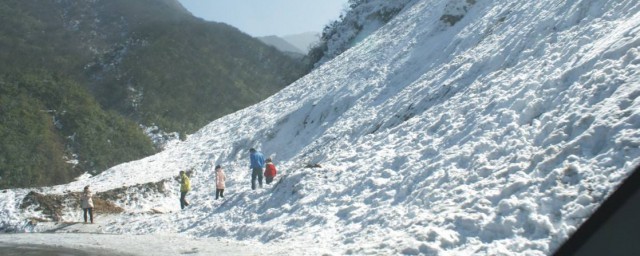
left=83, top=208, right=93, bottom=223
left=216, top=189, right=224, bottom=199
left=265, top=176, right=274, bottom=184
left=180, top=191, right=189, bottom=209
left=251, top=168, right=263, bottom=190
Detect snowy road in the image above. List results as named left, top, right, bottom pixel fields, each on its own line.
left=0, top=242, right=133, bottom=256
left=0, top=233, right=268, bottom=256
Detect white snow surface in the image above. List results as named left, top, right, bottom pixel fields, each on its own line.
left=3, top=0, right=640, bottom=255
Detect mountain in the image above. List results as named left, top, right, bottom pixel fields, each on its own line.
left=258, top=33, right=322, bottom=67
left=258, top=35, right=305, bottom=55
left=0, top=0, right=307, bottom=188
left=258, top=33, right=320, bottom=56
left=281, top=31, right=320, bottom=53
left=0, top=0, right=307, bottom=133
left=2, top=0, right=640, bottom=255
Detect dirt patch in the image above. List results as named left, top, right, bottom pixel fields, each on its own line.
left=19, top=180, right=168, bottom=222
left=20, top=191, right=124, bottom=222
left=97, top=180, right=168, bottom=202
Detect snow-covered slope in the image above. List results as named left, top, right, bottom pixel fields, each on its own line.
left=3, top=0, right=640, bottom=255
left=313, top=0, right=413, bottom=67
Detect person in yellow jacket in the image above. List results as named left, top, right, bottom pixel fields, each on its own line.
left=179, top=171, right=191, bottom=209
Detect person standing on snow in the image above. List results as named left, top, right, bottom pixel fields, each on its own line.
left=249, top=148, right=265, bottom=190
left=80, top=185, right=94, bottom=224
left=264, top=158, right=277, bottom=185
left=179, top=171, right=191, bottom=209
left=215, top=165, right=226, bottom=199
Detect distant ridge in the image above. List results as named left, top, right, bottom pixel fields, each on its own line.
left=281, top=31, right=320, bottom=53
left=258, top=35, right=305, bottom=55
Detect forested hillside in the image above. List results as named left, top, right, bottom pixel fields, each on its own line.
left=0, top=0, right=306, bottom=188
left=0, top=72, right=156, bottom=188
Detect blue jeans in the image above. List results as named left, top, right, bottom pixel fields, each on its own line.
left=83, top=208, right=93, bottom=223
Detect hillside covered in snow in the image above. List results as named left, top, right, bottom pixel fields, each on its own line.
left=2, top=0, right=640, bottom=255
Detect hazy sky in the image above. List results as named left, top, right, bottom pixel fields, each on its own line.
left=177, top=0, right=349, bottom=37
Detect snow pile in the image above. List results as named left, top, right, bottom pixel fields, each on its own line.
left=2, top=0, right=640, bottom=255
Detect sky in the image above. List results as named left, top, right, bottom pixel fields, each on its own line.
left=2, top=0, right=640, bottom=255
left=177, top=0, right=349, bottom=37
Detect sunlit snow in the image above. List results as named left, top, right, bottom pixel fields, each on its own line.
left=1, top=0, right=640, bottom=255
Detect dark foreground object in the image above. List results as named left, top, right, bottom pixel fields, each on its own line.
left=553, top=165, right=640, bottom=255
left=0, top=243, right=134, bottom=256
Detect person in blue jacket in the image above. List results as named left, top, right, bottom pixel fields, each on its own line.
left=249, top=148, right=266, bottom=190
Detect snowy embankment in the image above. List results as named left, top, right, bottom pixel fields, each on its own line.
left=2, top=0, right=640, bottom=255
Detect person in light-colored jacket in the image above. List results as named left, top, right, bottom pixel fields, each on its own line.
left=81, top=185, right=94, bottom=224
left=215, top=165, right=226, bottom=200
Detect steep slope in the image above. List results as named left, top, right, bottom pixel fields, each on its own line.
left=2, top=0, right=640, bottom=255
left=309, top=0, right=413, bottom=68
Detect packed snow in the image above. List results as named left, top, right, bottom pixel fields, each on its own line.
left=2, top=0, right=640, bottom=255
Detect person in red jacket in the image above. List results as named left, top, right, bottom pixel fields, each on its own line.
left=264, top=158, right=277, bottom=184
